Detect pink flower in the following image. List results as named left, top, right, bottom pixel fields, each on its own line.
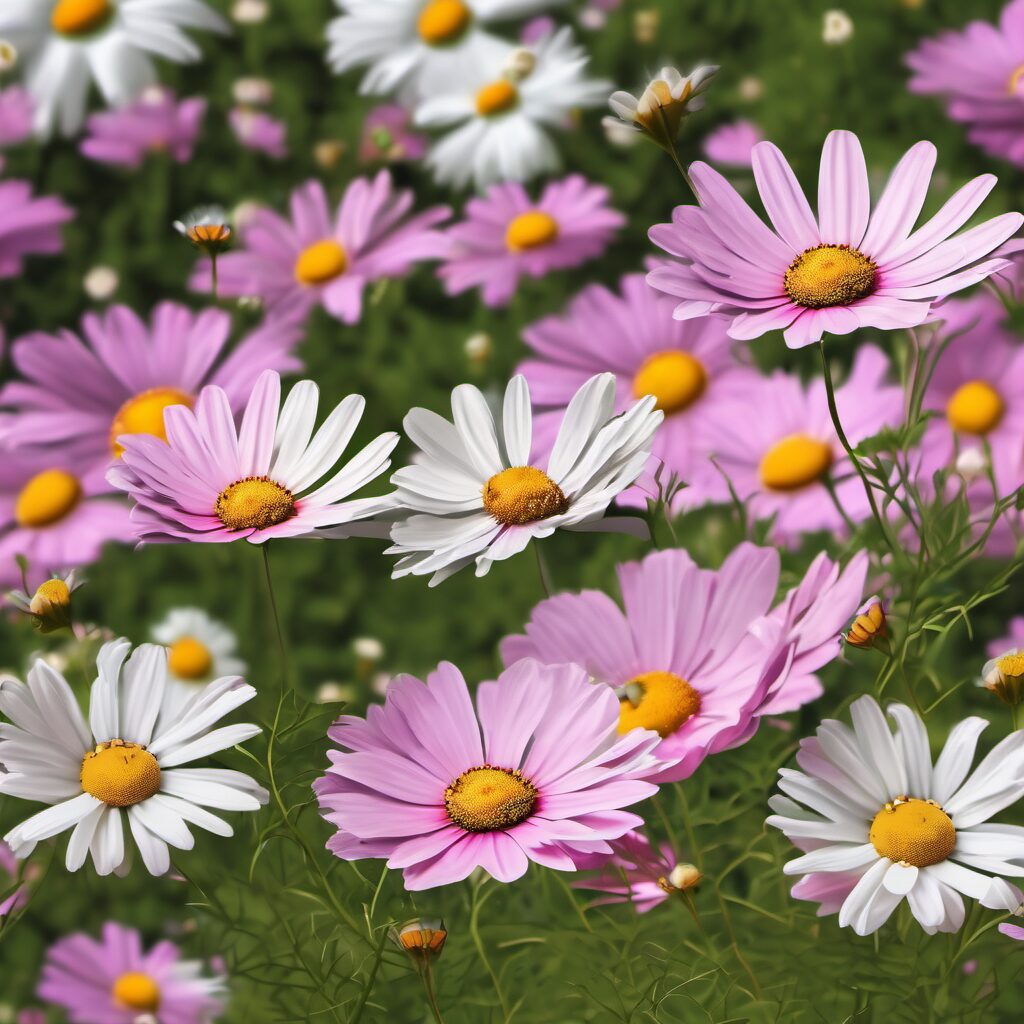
left=517, top=273, right=759, bottom=504
left=988, top=617, right=1024, bottom=658
left=314, top=658, right=672, bottom=890
left=0, top=840, right=27, bottom=918
left=648, top=130, right=1021, bottom=348
left=1000, top=923, right=1024, bottom=940
left=0, top=303, right=302, bottom=476
left=702, top=119, right=763, bottom=167
left=572, top=830, right=684, bottom=913
left=80, top=87, right=206, bottom=169
left=359, top=104, right=428, bottom=164
left=38, top=922, right=225, bottom=1023
left=190, top=173, right=450, bottom=324
left=0, top=179, right=73, bottom=278
left=229, top=106, right=287, bottom=159
left=438, top=176, right=624, bottom=308
left=0, top=86, right=32, bottom=148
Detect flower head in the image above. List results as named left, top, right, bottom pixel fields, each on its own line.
left=359, top=104, right=428, bottom=164
left=0, top=179, right=72, bottom=279
left=981, top=649, right=1024, bottom=706
left=174, top=205, right=232, bottom=256
left=390, top=918, right=447, bottom=963
left=229, top=106, right=287, bottom=159
left=702, top=119, right=763, bottom=168
left=7, top=569, right=82, bottom=633
left=606, top=65, right=718, bottom=149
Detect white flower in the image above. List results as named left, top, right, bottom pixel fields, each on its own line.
left=386, top=373, right=662, bottom=585
left=823, top=9, right=854, bottom=45
left=464, top=331, right=492, bottom=365
left=0, top=638, right=268, bottom=876
left=955, top=446, right=987, bottom=482
left=352, top=636, right=384, bottom=661
left=83, top=264, right=119, bottom=300
left=0, top=0, right=229, bottom=138
left=231, top=0, right=268, bottom=24
left=768, top=695, right=1024, bottom=936
left=605, top=64, right=718, bottom=147
left=0, top=39, right=17, bottom=72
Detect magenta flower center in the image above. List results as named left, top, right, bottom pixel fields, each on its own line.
left=482, top=466, right=568, bottom=526
left=869, top=797, right=955, bottom=868
left=81, top=740, right=161, bottom=808
left=784, top=244, right=877, bottom=309
left=215, top=476, right=296, bottom=531
left=111, top=971, right=161, bottom=1012
left=618, top=671, right=701, bottom=738
left=632, top=350, right=708, bottom=415
left=444, top=766, right=538, bottom=832
left=14, top=468, right=82, bottom=528
left=946, top=380, right=1005, bottom=435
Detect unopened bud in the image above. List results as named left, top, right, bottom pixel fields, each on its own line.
left=0, top=41, right=17, bottom=73
left=390, top=918, right=447, bottom=964
left=981, top=650, right=1024, bottom=706
left=83, top=265, right=119, bottom=301
left=464, top=332, right=493, bottom=368
left=845, top=599, right=887, bottom=650
left=314, top=140, right=346, bottom=170
left=503, top=49, right=537, bottom=83
left=668, top=863, right=701, bottom=891
left=956, top=446, right=987, bottom=483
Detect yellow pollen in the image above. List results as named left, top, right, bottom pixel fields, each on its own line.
left=168, top=636, right=213, bottom=680
left=187, top=224, right=230, bottom=246
left=505, top=211, right=559, bottom=252
left=1010, top=64, right=1024, bottom=94
left=80, top=741, right=161, bottom=808
left=617, top=671, right=702, bottom=738
left=294, top=239, right=348, bottom=285
left=417, top=0, right=472, bottom=44
left=632, top=350, right=708, bottom=415
left=869, top=797, right=955, bottom=868
left=445, top=766, right=538, bottom=832
left=111, top=972, right=161, bottom=1013
left=946, top=380, right=1005, bottom=435
left=784, top=244, right=877, bottom=309
left=759, top=434, right=834, bottom=492
left=50, top=0, right=112, bottom=36
left=475, top=79, right=518, bottom=117
left=482, top=466, right=568, bottom=526
left=14, top=469, right=82, bottom=528
left=110, top=387, right=193, bottom=456
left=29, top=579, right=71, bottom=616
left=215, top=476, right=295, bottom=532
left=997, top=652, right=1024, bottom=678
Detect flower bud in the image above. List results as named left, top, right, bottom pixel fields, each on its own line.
left=823, top=10, right=854, bottom=45
left=84, top=265, right=119, bottom=301
left=0, top=40, right=17, bottom=73
left=845, top=598, right=887, bottom=650
left=955, top=446, right=987, bottom=483
left=390, top=918, right=447, bottom=964
left=231, top=0, right=269, bottom=24
left=173, top=206, right=232, bottom=256
left=667, top=863, right=702, bottom=891
left=464, top=332, right=493, bottom=369
left=981, top=650, right=1024, bottom=706
left=8, top=571, right=80, bottom=633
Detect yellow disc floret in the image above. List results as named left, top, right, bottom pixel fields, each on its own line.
left=759, top=434, right=834, bottom=492
left=784, top=244, right=877, bottom=309
left=417, top=0, right=472, bottom=45
left=168, top=636, right=214, bottom=680
left=997, top=651, right=1024, bottom=679
left=14, top=469, right=82, bottom=528
left=632, top=350, right=708, bottom=415
left=946, top=380, right=1005, bottom=435
left=80, top=741, right=161, bottom=808
left=294, top=239, right=348, bottom=285
left=215, top=476, right=295, bottom=531
left=482, top=466, right=568, bottom=526
left=29, top=579, right=71, bottom=616
left=869, top=796, right=955, bottom=867
left=617, top=671, right=702, bottom=738
left=505, top=211, right=559, bottom=252
left=110, top=387, right=193, bottom=456
left=111, top=972, right=161, bottom=1012
left=445, top=766, right=538, bottom=832
left=475, top=79, right=518, bottom=117
left=51, top=0, right=112, bottom=36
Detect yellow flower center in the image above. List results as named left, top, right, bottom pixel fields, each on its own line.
left=417, top=0, right=472, bottom=44
left=632, top=350, right=708, bottom=415
left=50, top=0, right=113, bottom=36
left=294, top=239, right=348, bottom=285
left=759, top=434, right=834, bottom=492
left=945, top=380, right=1005, bottom=435
left=215, top=476, right=295, bottom=532
left=482, top=466, right=569, bottom=526
left=617, top=671, right=702, bottom=738
left=869, top=797, right=955, bottom=868
left=110, top=387, right=193, bottom=456
left=14, top=469, right=82, bottom=528
left=111, top=972, right=161, bottom=1013
left=1009, top=63, right=1024, bottom=94
left=505, top=211, right=559, bottom=252
left=475, top=79, right=518, bottom=117
left=168, top=636, right=214, bottom=680
left=784, top=244, right=877, bottom=309
left=80, top=741, right=161, bottom=808
left=29, top=579, right=71, bottom=616
left=444, top=766, right=538, bottom=832
left=997, top=652, right=1024, bottom=678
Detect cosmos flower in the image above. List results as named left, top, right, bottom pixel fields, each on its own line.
left=386, top=373, right=662, bottom=585
left=189, top=174, right=450, bottom=325
left=1, top=638, right=267, bottom=876
left=768, top=695, right=1024, bottom=935
left=79, top=85, right=206, bottom=168
left=502, top=544, right=866, bottom=781
left=0, top=302, right=303, bottom=475
left=108, top=369, right=399, bottom=545
left=228, top=105, right=287, bottom=158
left=647, top=130, right=1022, bottom=348
left=39, top=921, right=226, bottom=1022
left=0, top=178, right=73, bottom=278
left=702, top=119, right=763, bottom=168
left=314, top=657, right=673, bottom=890
left=438, top=176, right=624, bottom=307
left=0, top=85, right=33, bottom=151
left=359, top=103, right=428, bottom=164
left=606, top=64, right=718, bottom=150
left=0, top=0, right=229, bottom=138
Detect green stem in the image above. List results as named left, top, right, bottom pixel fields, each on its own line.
left=421, top=963, right=447, bottom=1024
left=210, top=253, right=219, bottom=301
left=533, top=542, right=554, bottom=598
left=470, top=882, right=509, bottom=1020
left=349, top=927, right=390, bottom=1024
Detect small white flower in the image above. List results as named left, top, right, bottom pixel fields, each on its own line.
left=980, top=649, right=1024, bottom=706
left=823, top=9, right=854, bottom=45
left=464, top=331, right=492, bottom=365
left=0, top=39, right=18, bottom=72
left=83, top=265, right=119, bottom=301
left=231, top=0, right=269, bottom=24
left=606, top=64, right=718, bottom=148
left=232, top=76, right=273, bottom=105
left=352, top=636, right=384, bottom=661
left=955, top=446, right=987, bottom=482
left=738, top=75, right=763, bottom=101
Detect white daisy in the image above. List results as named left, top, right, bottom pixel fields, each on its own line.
left=0, top=0, right=229, bottom=138
left=0, top=638, right=268, bottom=876
left=416, top=26, right=611, bottom=189
left=768, top=695, right=1024, bottom=936
left=386, top=373, right=662, bottom=585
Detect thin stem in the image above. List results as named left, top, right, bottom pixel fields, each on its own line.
left=349, top=927, right=390, bottom=1024
left=470, top=882, right=509, bottom=1020
left=421, top=964, right=447, bottom=1024
left=261, top=544, right=290, bottom=686
left=654, top=106, right=699, bottom=200
left=210, top=253, right=219, bottom=301
left=533, top=541, right=554, bottom=598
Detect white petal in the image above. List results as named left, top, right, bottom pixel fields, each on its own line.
left=90, top=806, right=125, bottom=876
left=930, top=717, right=989, bottom=805
left=127, top=810, right=171, bottom=876
left=783, top=843, right=878, bottom=875
left=156, top=723, right=262, bottom=767
left=883, top=861, right=919, bottom=895
left=89, top=638, right=132, bottom=742
left=502, top=375, right=532, bottom=466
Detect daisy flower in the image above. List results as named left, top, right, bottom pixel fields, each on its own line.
left=647, top=130, right=1022, bottom=348
left=417, top=27, right=611, bottom=189
left=695, top=345, right=904, bottom=541
left=768, top=695, right=1024, bottom=935
left=108, top=369, right=399, bottom=545
left=702, top=119, right=763, bottom=168
left=386, top=373, right=662, bottom=585
left=502, top=544, right=865, bottom=781
left=0, top=85, right=33, bottom=149
left=7, top=568, right=82, bottom=633
left=39, top=921, right=225, bottom=1022
left=438, top=176, right=624, bottom=307
left=0, top=301, right=303, bottom=476
left=606, top=64, right=718, bottom=150
left=0, top=0, right=229, bottom=138
left=314, top=657, right=673, bottom=890
left=1, top=638, right=267, bottom=876
left=359, top=103, right=428, bottom=164
left=229, top=105, right=287, bottom=158
left=517, top=273, right=757, bottom=501
left=0, top=178, right=73, bottom=278
left=189, top=174, right=450, bottom=325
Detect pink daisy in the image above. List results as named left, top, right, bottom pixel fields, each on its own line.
left=38, top=922, right=225, bottom=1024
left=702, top=119, right=763, bottom=168
left=229, top=106, right=287, bottom=159
left=647, top=129, right=1022, bottom=348
left=1000, top=923, right=1024, bottom=940
left=80, top=87, right=206, bottom=169
left=108, top=369, right=398, bottom=545
left=0, top=302, right=303, bottom=476
left=358, top=104, right=428, bottom=165
left=517, top=273, right=759, bottom=504
left=502, top=544, right=865, bottom=781
left=695, top=345, right=904, bottom=540
left=438, top=176, right=625, bottom=308
left=314, top=658, right=672, bottom=890
left=0, top=179, right=73, bottom=278
left=0, top=86, right=33, bottom=150
left=0, top=840, right=27, bottom=918
left=190, top=173, right=450, bottom=324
